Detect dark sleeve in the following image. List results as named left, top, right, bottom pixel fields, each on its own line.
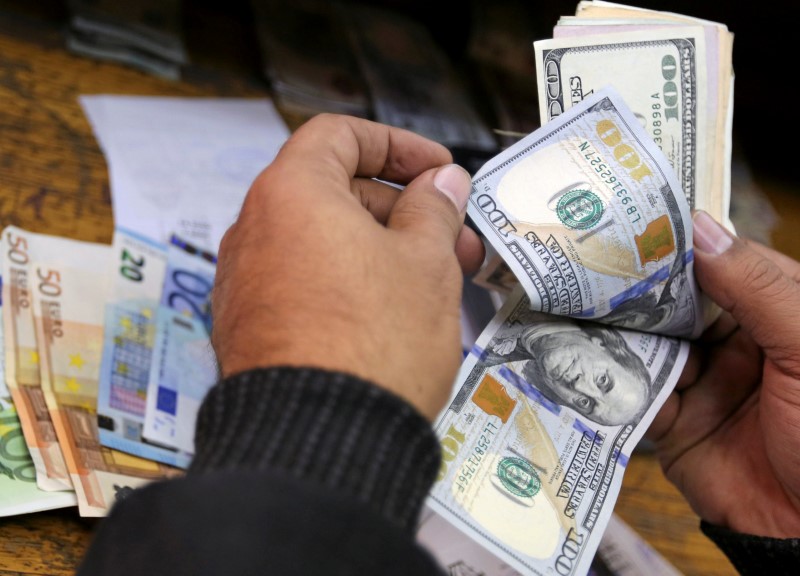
left=77, top=367, right=446, bottom=576
left=701, top=521, right=800, bottom=575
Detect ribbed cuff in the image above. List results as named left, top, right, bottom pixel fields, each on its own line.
left=701, top=521, right=800, bottom=575
left=190, top=367, right=442, bottom=532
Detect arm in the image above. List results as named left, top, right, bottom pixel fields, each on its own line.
left=77, top=114, right=485, bottom=575
left=78, top=368, right=446, bottom=576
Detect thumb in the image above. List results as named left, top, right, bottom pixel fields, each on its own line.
left=387, top=163, right=471, bottom=246
left=693, top=210, right=800, bottom=373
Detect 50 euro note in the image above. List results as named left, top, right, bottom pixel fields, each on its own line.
left=2, top=226, right=74, bottom=491
left=1, top=263, right=76, bottom=516
left=468, top=87, right=703, bottom=339
left=143, top=235, right=218, bottom=454
left=31, top=243, right=181, bottom=516
left=96, top=228, right=192, bottom=469
left=426, top=287, right=688, bottom=576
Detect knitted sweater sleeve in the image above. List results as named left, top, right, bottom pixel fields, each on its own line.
left=701, top=521, right=800, bottom=575
left=77, top=367, right=446, bottom=576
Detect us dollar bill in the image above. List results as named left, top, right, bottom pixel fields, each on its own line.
left=534, top=27, right=708, bottom=214
left=468, top=87, right=702, bottom=338
left=426, top=287, right=689, bottom=576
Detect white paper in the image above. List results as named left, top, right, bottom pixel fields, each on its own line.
left=81, top=96, right=290, bottom=251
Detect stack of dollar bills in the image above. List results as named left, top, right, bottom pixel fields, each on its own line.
left=426, top=2, right=733, bottom=574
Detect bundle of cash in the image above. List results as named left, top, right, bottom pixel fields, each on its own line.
left=534, top=0, right=734, bottom=227
left=0, top=226, right=216, bottom=517
left=429, top=2, right=735, bottom=571
left=428, top=86, right=694, bottom=564
left=65, top=0, right=188, bottom=80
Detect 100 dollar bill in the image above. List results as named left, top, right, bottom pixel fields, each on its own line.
left=468, top=87, right=702, bottom=338
left=426, top=287, right=688, bottom=576
left=534, top=27, right=708, bottom=213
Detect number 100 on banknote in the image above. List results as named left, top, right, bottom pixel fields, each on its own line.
left=468, top=87, right=704, bottom=339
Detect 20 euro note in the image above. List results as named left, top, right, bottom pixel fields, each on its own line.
left=426, top=287, right=688, bottom=576
left=143, top=236, right=217, bottom=454
left=468, top=87, right=703, bottom=338
left=96, top=229, right=191, bottom=468
left=32, top=245, right=182, bottom=516
left=2, top=226, right=75, bottom=491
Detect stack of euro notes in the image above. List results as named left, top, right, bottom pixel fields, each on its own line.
left=1, top=228, right=215, bottom=517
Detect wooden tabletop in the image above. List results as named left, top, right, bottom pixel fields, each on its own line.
left=1, top=5, right=798, bottom=576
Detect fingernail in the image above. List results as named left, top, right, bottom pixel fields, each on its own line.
left=693, top=210, right=733, bottom=255
left=434, top=164, right=471, bottom=211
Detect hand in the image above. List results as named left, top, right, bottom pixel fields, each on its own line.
left=211, top=114, right=485, bottom=420
left=647, top=210, right=800, bottom=538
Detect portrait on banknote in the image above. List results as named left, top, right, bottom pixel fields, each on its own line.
left=429, top=285, right=688, bottom=575
left=477, top=299, right=656, bottom=427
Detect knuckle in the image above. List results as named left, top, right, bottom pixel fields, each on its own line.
left=740, top=255, right=783, bottom=295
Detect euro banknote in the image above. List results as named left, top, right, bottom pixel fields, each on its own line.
left=0, top=396, right=77, bottom=516
left=467, top=87, right=703, bottom=338
left=96, top=228, right=191, bottom=468
left=2, top=226, right=78, bottom=492
left=31, top=242, right=181, bottom=516
left=426, top=287, right=688, bottom=576
left=143, top=235, right=217, bottom=454
left=1, top=257, right=76, bottom=516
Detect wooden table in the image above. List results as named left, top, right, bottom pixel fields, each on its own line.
left=1, top=5, right=798, bottom=576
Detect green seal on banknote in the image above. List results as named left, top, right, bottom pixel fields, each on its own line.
left=556, top=189, right=604, bottom=230
left=497, top=457, right=541, bottom=498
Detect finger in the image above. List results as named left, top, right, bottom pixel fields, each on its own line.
left=351, top=178, right=402, bottom=224
left=281, top=114, right=452, bottom=190
left=645, top=391, right=679, bottom=442
left=455, top=226, right=486, bottom=275
left=351, top=175, right=485, bottom=273
left=676, top=344, right=703, bottom=391
left=693, top=210, right=800, bottom=378
left=388, top=164, right=471, bottom=247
